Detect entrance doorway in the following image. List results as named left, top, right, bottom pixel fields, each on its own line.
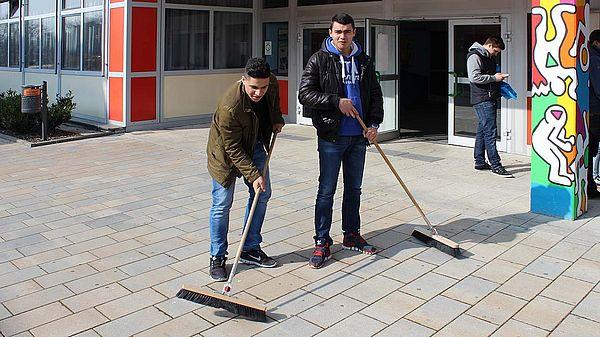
left=398, top=21, right=448, bottom=138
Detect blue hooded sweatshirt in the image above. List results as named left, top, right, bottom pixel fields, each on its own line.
left=325, top=37, right=364, bottom=136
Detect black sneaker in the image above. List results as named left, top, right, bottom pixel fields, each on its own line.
left=474, top=163, right=492, bottom=170
left=342, top=232, right=379, bottom=254
left=209, top=256, right=227, bottom=281
left=240, top=249, right=277, bottom=268
left=308, top=243, right=331, bottom=269
left=491, top=166, right=513, bottom=177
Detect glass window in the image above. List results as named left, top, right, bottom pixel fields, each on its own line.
left=264, top=0, right=288, bottom=8
left=164, top=9, right=209, bottom=70
left=26, top=0, right=56, bottom=16
left=0, top=3, right=8, bottom=20
left=213, top=11, right=251, bottom=69
left=41, top=17, right=55, bottom=69
left=84, top=0, right=103, bottom=7
left=8, top=22, right=18, bottom=67
left=62, top=15, right=80, bottom=70
left=0, top=24, right=7, bottom=67
left=25, top=20, right=39, bottom=68
left=83, top=11, right=101, bottom=71
left=10, top=0, right=20, bottom=19
left=63, top=0, right=80, bottom=10
left=166, top=0, right=252, bottom=7
left=298, top=0, right=376, bottom=5
left=263, top=22, right=288, bottom=76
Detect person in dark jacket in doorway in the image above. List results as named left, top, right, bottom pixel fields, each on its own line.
left=298, top=13, right=384, bottom=269
left=467, top=36, right=512, bottom=177
left=587, top=30, right=600, bottom=198
left=206, top=58, right=285, bottom=281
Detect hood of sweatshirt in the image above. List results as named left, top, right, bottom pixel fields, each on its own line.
left=468, top=42, right=490, bottom=58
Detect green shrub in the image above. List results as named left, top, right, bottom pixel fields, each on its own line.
left=48, top=91, right=76, bottom=132
left=0, top=89, right=76, bottom=135
left=0, top=90, right=37, bottom=133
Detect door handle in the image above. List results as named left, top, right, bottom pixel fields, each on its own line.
left=448, top=71, right=463, bottom=98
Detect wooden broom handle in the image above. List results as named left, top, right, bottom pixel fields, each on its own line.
left=356, top=116, right=436, bottom=234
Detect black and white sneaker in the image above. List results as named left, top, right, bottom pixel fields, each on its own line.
left=492, top=166, right=513, bottom=177
left=240, top=249, right=277, bottom=268
left=209, top=256, right=227, bottom=281
left=474, top=163, right=492, bottom=170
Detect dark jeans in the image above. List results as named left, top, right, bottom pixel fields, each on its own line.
left=588, top=114, right=600, bottom=193
left=473, top=100, right=502, bottom=169
left=314, top=136, right=366, bottom=245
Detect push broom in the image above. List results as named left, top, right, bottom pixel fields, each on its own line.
left=176, top=133, right=278, bottom=322
left=356, top=116, right=460, bottom=257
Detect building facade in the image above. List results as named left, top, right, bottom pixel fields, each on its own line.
left=1, top=0, right=599, bottom=157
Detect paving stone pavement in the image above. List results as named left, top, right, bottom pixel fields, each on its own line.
left=0, top=124, right=599, bottom=337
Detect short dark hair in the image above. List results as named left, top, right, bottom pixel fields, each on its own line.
left=245, top=58, right=271, bottom=79
left=591, top=30, right=600, bottom=44
left=330, top=13, right=355, bottom=30
left=484, top=36, right=505, bottom=50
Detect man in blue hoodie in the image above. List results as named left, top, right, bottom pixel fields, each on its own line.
left=298, top=13, right=384, bottom=269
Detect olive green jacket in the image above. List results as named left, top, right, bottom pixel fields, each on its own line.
left=206, top=75, right=285, bottom=187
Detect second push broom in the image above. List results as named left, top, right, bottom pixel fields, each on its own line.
left=356, top=116, right=460, bottom=257
left=176, top=133, right=278, bottom=321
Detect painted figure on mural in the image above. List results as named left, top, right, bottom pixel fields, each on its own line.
left=206, top=58, right=285, bottom=281
left=466, top=36, right=513, bottom=177
left=531, top=105, right=575, bottom=186
left=298, top=13, right=384, bottom=269
left=587, top=30, right=600, bottom=198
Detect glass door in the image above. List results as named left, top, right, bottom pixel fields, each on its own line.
left=296, top=23, right=364, bottom=125
left=366, top=18, right=399, bottom=139
left=448, top=19, right=508, bottom=150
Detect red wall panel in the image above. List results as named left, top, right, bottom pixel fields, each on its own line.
left=109, top=77, right=124, bottom=122
left=278, top=80, right=288, bottom=115
left=131, top=77, right=157, bottom=122
left=109, top=7, right=124, bottom=73
left=131, top=7, right=157, bottom=72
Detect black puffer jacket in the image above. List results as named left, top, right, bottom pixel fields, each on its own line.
left=298, top=40, right=384, bottom=142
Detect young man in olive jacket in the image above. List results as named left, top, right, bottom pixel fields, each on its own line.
left=298, top=13, right=384, bottom=269
left=206, top=58, right=284, bottom=281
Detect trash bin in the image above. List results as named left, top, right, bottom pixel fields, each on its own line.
left=22, top=85, right=41, bottom=114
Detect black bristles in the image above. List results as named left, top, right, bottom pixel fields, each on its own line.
left=176, top=288, right=267, bottom=322
left=411, top=229, right=461, bottom=257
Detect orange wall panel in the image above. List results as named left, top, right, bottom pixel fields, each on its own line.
left=278, top=80, right=288, bottom=115
left=109, top=77, right=123, bottom=122
left=131, top=77, right=157, bottom=122
left=109, top=7, right=124, bottom=73
left=131, top=7, right=157, bottom=72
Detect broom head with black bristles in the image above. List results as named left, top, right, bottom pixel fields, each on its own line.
left=176, top=284, right=267, bottom=322
left=411, top=227, right=461, bottom=257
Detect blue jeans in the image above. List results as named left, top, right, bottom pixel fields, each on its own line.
left=314, top=136, right=366, bottom=245
left=209, top=140, right=271, bottom=257
left=473, top=100, right=502, bottom=169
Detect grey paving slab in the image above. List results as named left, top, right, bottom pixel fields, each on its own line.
left=400, top=272, right=458, bottom=300
left=562, top=258, right=600, bottom=283
left=490, top=319, right=550, bottom=337
left=466, top=291, right=528, bottom=325
left=0, top=302, right=72, bottom=336
left=29, top=308, right=108, bottom=337
left=540, top=275, right=595, bottom=305
left=374, top=319, right=435, bottom=337
left=255, top=316, right=322, bottom=337
left=442, top=275, right=499, bottom=305
left=513, top=296, right=574, bottom=331
left=432, top=314, right=498, bottom=337
left=572, top=291, right=600, bottom=323
left=343, top=274, right=404, bottom=304
left=4, top=284, right=74, bottom=315
left=298, top=294, right=367, bottom=329
left=405, top=295, right=470, bottom=330
left=360, top=290, right=425, bottom=324
left=549, top=315, right=600, bottom=337
left=313, top=312, right=386, bottom=337
left=93, top=306, right=171, bottom=337
left=134, top=312, right=212, bottom=337
left=497, top=272, right=552, bottom=301
left=96, top=288, right=166, bottom=320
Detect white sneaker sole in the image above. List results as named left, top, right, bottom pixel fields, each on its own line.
left=239, top=258, right=278, bottom=268
left=342, top=245, right=379, bottom=255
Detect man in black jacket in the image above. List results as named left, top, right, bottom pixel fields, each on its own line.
left=298, top=13, right=384, bottom=269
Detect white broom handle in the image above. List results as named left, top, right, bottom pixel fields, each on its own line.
left=224, top=133, right=277, bottom=293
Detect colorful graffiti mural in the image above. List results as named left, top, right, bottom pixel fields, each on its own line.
left=531, top=0, right=589, bottom=219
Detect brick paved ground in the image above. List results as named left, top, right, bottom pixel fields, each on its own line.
left=0, top=124, right=598, bottom=336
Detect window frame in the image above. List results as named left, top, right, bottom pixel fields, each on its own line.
left=162, top=3, right=253, bottom=75
left=23, top=10, right=57, bottom=73
left=0, top=2, right=20, bottom=70
left=59, top=3, right=104, bottom=75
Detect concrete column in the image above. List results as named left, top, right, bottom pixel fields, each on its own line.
left=530, top=0, right=590, bottom=219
